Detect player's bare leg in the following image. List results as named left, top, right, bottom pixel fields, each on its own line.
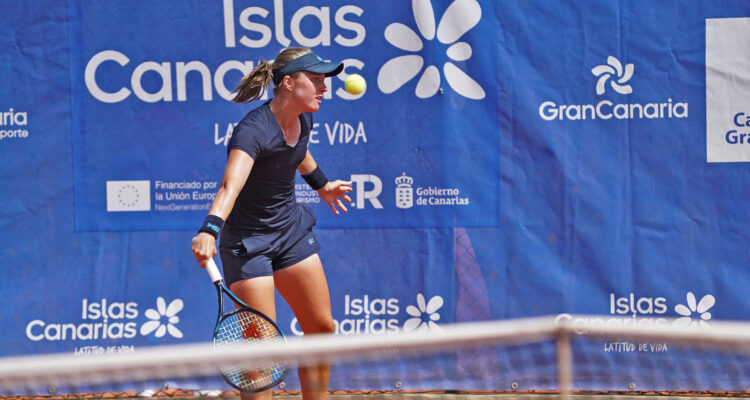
left=230, top=276, right=277, bottom=400
left=275, top=254, right=335, bottom=400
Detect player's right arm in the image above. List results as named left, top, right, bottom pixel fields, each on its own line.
left=191, top=149, right=254, bottom=266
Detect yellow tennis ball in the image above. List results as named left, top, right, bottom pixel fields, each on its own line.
left=344, top=74, right=366, bottom=95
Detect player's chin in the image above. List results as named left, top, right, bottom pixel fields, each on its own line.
left=306, top=100, right=321, bottom=112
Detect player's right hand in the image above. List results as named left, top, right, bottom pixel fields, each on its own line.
left=317, top=179, right=353, bottom=215
left=191, top=232, right=217, bottom=268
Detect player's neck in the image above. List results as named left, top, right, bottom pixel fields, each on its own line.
left=269, top=97, right=301, bottom=130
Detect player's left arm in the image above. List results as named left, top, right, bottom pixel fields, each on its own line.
left=297, top=150, right=352, bottom=215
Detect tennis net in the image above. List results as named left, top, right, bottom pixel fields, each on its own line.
left=3, top=316, right=750, bottom=398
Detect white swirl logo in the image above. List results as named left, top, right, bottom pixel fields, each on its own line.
left=591, top=56, right=634, bottom=95
left=378, top=0, right=485, bottom=100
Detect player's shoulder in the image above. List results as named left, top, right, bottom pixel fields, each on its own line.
left=234, top=101, right=275, bottom=138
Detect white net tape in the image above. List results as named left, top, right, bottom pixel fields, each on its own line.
left=3, top=316, right=750, bottom=397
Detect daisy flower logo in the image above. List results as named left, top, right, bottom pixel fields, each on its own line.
left=403, top=293, right=444, bottom=332
left=673, top=292, right=715, bottom=329
left=140, top=297, right=184, bottom=338
left=377, top=0, right=486, bottom=100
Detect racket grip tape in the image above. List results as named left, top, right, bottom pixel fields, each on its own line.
left=205, top=258, right=223, bottom=283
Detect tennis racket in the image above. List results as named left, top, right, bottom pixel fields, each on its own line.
left=205, top=258, right=289, bottom=392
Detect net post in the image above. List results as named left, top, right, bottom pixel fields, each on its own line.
left=556, top=327, right=572, bottom=400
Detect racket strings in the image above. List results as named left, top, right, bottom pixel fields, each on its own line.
left=215, top=311, right=287, bottom=391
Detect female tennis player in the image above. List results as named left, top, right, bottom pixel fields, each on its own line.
left=191, top=47, right=352, bottom=400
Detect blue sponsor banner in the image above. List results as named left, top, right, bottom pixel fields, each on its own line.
left=4, top=0, right=750, bottom=393
left=70, top=0, right=500, bottom=231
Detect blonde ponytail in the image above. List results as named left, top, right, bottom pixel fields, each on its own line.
left=231, top=60, right=274, bottom=104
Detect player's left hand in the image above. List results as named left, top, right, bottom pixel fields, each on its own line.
left=317, top=180, right=353, bottom=215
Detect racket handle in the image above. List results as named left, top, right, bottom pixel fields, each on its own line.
left=205, top=258, right=223, bottom=283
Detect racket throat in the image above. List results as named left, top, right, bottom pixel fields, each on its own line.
left=214, top=284, right=224, bottom=326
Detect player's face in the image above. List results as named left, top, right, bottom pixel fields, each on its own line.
left=291, top=71, right=327, bottom=112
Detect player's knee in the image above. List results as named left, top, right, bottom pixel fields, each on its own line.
left=303, top=315, right=335, bottom=335
left=319, top=316, right=335, bottom=334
